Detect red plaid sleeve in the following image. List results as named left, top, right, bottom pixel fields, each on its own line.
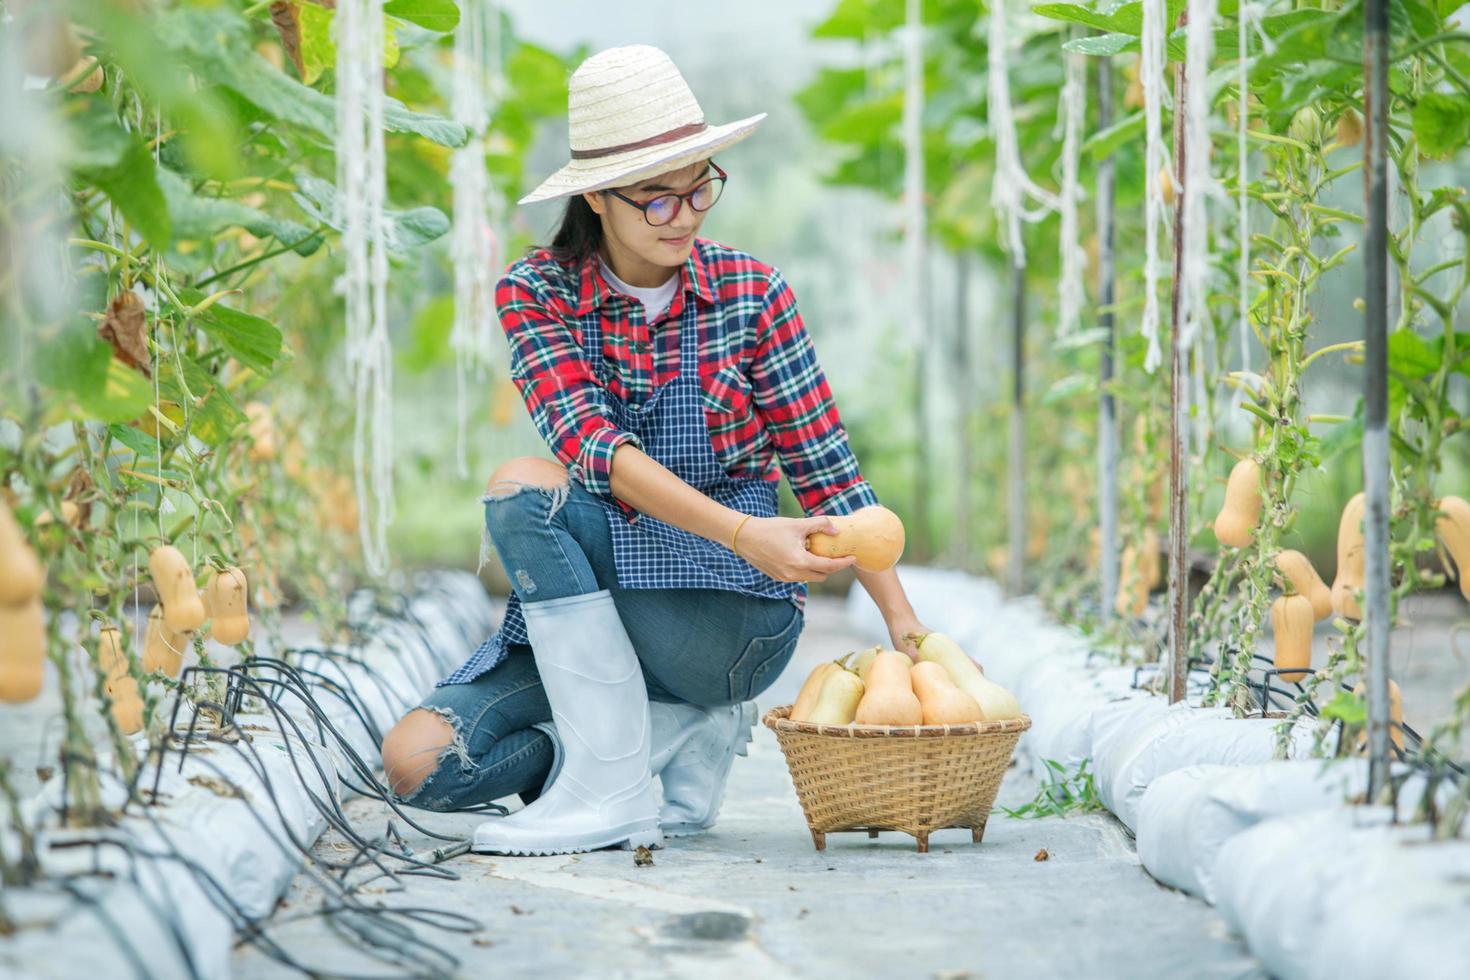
left=497, top=270, right=641, bottom=500
left=748, top=271, right=879, bottom=517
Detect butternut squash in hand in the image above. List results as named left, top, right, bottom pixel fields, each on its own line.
left=790, top=661, right=839, bottom=723
left=142, top=605, right=189, bottom=678
left=1213, top=458, right=1261, bottom=549
left=0, top=500, right=45, bottom=605
left=853, top=651, right=923, bottom=726
left=204, top=567, right=251, bottom=645
left=910, top=661, right=983, bottom=725
left=97, top=627, right=143, bottom=735
left=0, top=598, right=46, bottom=704
left=908, top=631, right=1022, bottom=720
left=806, top=506, right=905, bottom=571
left=805, top=668, right=865, bottom=726
left=1331, top=493, right=1366, bottom=620
left=1434, top=495, right=1470, bottom=601
left=1273, top=550, right=1332, bottom=621
left=148, top=545, right=205, bottom=633
left=1271, top=594, right=1315, bottom=682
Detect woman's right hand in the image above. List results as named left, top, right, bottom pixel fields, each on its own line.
left=734, top=515, right=858, bottom=583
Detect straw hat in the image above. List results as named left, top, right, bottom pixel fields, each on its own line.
left=518, top=45, right=766, bottom=206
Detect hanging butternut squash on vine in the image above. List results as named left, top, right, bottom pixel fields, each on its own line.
left=1331, top=493, right=1366, bottom=620
left=0, top=499, right=45, bottom=606
left=1434, top=496, right=1470, bottom=601
left=1273, top=550, right=1332, bottom=621
left=142, top=606, right=189, bottom=679
left=1213, top=458, right=1261, bottom=549
left=148, top=545, right=206, bottom=633
left=204, top=567, right=251, bottom=646
left=97, top=626, right=143, bottom=735
left=0, top=598, right=46, bottom=704
left=1270, top=594, right=1315, bottom=682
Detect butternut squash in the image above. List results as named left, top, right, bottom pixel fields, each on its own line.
left=1434, top=495, right=1470, bottom=601
left=1213, top=458, right=1261, bottom=549
left=1331, top=493, right=1366, bottom=620
left=204, top=566, right=251, bottom=645
left=908, top=631, right=1022, bottom=721
left=0, top=597, right=46, bottom=704
left=1273, top=549, right=1332, bottom=621
left=1336, top=108, right=1363, bottom=148
left=34, top=501, right=81, bottom=529
left=148, top=545, right=205, bottom=633
left=1352, top=678, right=1404, bottom=752
left=97, top=626, right=143, bottom=735
left=849, top=645, right=911, bottom=683
left=804, top=668, right=865, bottom=726
left=909, top=661, right=983, bottom=725
left=142, top=605, right=189, bottom=678
left=853, top=651, right=923, bottom=726
left=1115, top=529, right=1162, bottom=618
left=0, top=499, right=45, bottom=605
left=1270, top=594, right=1315, bottom=682
left=806, top=506, right=905, bottom=572
left=790, top=661, right=839, bottom=723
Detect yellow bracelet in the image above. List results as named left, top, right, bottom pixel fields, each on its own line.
left=730, top=513, right=753, bottom=555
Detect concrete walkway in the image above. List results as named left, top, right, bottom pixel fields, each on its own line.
left=234, top=598, right=1262, bottom=979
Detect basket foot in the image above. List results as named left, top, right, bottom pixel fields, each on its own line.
left=811, top=830, right=826, bottom=852
left=867, top=829, right=879, bottom=839
left=916, top=833, right=929, bottom=854
left=971, top=819, right=988, bottom=844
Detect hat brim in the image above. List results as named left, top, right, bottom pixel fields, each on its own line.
left=517, top=113, right=767, bottom=206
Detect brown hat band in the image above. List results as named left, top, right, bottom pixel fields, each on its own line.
left=569, top=121, right=709, bottom=161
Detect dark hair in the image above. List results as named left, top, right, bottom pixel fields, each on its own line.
left=545, top=194, right=604, bottom=267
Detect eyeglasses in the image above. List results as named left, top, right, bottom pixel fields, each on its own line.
left=604, top=162, right=727, bottom=227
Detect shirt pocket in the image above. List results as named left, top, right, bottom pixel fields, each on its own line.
left=701, top=363, right=752, bottom=417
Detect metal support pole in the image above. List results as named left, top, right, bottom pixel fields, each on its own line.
left=1167, top=31, right=1190, bottom=704
left=1097, top=55, right=1119, bottom=622
left=954, top=251, right=974, bottom=570
left=1363, top=0, right=1393, bottom=799
left=1008, top=259, right=1027, bottom=595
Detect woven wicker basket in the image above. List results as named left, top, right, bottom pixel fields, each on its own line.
left=763, top=705, right=1031, bottom=853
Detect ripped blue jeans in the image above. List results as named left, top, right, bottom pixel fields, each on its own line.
left=392, top=477, right=803, bottom=812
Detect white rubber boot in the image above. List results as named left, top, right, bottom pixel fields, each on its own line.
left=649, top=701, right=757, bottom=836
left=471, top=591, right=661, bottom=856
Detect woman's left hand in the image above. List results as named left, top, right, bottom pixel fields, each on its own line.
left=888, top=618, right=930, bottom=659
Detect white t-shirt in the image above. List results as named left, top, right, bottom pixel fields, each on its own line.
left=599, top=255, right=679, bottom=323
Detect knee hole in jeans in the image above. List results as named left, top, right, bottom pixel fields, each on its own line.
left=382, top=707, right=466, bottom=797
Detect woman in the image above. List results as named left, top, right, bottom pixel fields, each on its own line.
left=381, top=45, right=932, bottom=856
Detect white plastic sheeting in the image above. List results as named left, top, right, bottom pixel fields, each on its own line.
left=1213, top=807, right=1470, bottom=980
left=845, top=567, right=1469, bottom=980
left=0, top=571, right=494, bottom=980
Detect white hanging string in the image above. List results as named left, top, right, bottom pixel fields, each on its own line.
left=902, top=0, right=925, bottom=345
left=1235, top=3, right=1251, bottom=381
left=988, top=0, right=1061, bottom=264
left=1140, top=0, right=1171, bottom=372
left=1055, top=46, right=1088, bottom=336
left=1178, top=0, right=1220, bottom=356
left=450, top=0, right=500, bottom=479
left=335, top=0, right=394, bottom=576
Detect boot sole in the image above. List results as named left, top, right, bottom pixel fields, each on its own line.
left=470, top=822, right=663, bottom=857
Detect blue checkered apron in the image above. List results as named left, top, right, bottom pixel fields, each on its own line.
left=439, top=292, right=801, bottom=686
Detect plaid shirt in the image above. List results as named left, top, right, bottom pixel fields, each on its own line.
left=499, top=237, right=877, bottom=519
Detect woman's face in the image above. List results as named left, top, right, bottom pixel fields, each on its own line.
left=584, top=160, right=712, bottom=279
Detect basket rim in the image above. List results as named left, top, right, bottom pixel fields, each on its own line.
left=763, top=704, right=1031, bottom=738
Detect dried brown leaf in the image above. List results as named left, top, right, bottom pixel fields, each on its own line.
left=268, top=2, right=304, bottom=77
left=98, top=290, right=150, bottom=378
left=633, top=844, right=654, bottom=867
left=1034, top=847, right=1050, bottom=862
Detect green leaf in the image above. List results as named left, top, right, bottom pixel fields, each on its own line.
left=291, top=173, right=450, bottom=252
left=108, top=423, right=160, bottom=456
left=156, top=353, right=246, bottom=447
left=157, top=9, right=464, bottom=148
left=1084, top=110, right=1144, bottom=162
left=504, top=43, right=571, bottom=117
left=176, top=288, right=285, bottom=376
left=1033, top=3, right=1129, bottom=34
left=157, top=170, right=321, bottom=256
left=34, top=317, right=154, bottom=424
left=383, top=0, right=461, bottom=32
left=1320, top=689, right=1366, bottom=726
left=1388, top=328, right=1441, bottom=378
left=820, top=93, right=905, bottom=145
left=1063, top=33, right=1137, bottom=57
left=1412, top=92, right=1470, bottom=159
left=812, top=0, right=904, bottom=39
left=299, top=2, right=337, bottom=86
left=66, top=102, right=172, bottom=249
